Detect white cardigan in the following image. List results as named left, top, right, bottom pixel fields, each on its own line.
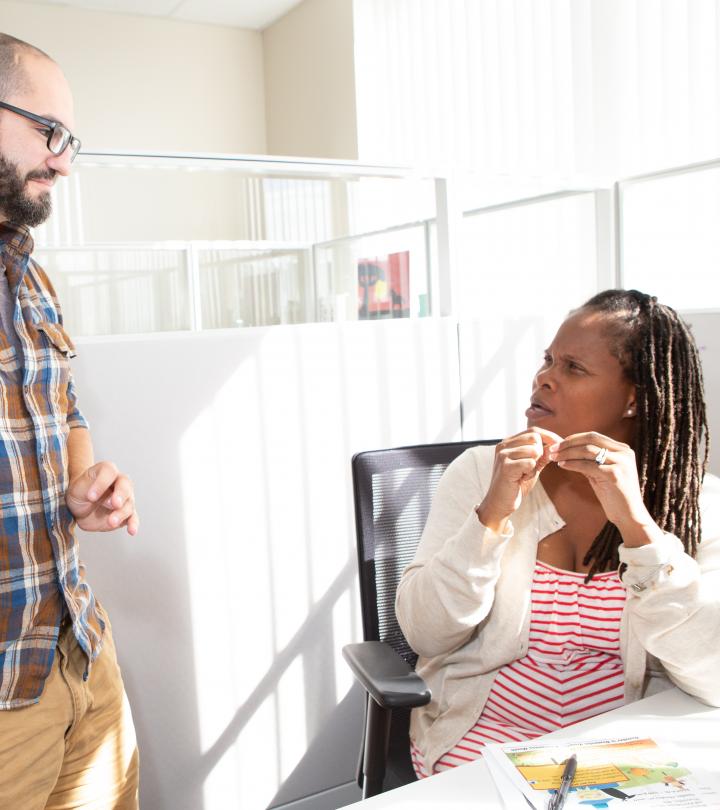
left=395, top=444, right=720, bottom=773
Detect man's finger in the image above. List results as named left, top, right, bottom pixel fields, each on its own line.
left=127, top=512, right=140, bottom=537
left=66, top=484, right=113, bottom=512
left=104, top=484, right=132, bottom=511
left=85, top=462, right=120, bottom=501
left=107, top=498, right=135, bottom=528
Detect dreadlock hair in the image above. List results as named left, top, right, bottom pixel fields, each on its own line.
left=579, top=289, right=709, bottom=580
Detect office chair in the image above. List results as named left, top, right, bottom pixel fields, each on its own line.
left=342, top=439, right=498, bottom=799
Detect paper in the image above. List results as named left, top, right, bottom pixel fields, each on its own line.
left=484, top=736, right=720, bottom=809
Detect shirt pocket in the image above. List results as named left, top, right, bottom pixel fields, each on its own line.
left=34, top=321, right=78, bottom=423
left=35, top=321, right=77, bottom=358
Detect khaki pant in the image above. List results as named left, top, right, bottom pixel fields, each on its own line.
left=0, top=614, right=139, bottom=809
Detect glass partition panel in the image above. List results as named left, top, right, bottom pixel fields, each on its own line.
left=459, top=192, right=598, bottom=323
left=39, top=156, right=438, bottom=247
left=314, top=223, right=431, bottom=322
left=620, top=166, right=720, bottom=309
left=345, top=176, right=436, bottom=234
left=32, top=154, right=441, bottom=335
left=197, top=248, right=312, bottom=329
left=35, top=248, right=189, bottom=337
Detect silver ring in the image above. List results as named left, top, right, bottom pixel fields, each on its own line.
left=594, top=447, right=608, bottom=465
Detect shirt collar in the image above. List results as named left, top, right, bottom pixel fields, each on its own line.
left=528, top=478, right=566, bottom=540
left=0, top=222, right=35, bottom=259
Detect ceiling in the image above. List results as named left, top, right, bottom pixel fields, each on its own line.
left=20, top=0, right=305, bottom=30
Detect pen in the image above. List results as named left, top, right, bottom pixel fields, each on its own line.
left=548, top=754, right=577, bottom=810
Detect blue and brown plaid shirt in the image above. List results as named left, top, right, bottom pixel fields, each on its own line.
left=0, top=221, right=104, bottom=708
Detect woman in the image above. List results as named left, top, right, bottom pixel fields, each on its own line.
left=396, top=289, right=720, bottom=779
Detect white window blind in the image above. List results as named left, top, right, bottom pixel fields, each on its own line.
left=354, top=0, right=720, bottom=178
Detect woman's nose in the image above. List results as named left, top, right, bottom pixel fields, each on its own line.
left=535, top=365, right=556, bottom=389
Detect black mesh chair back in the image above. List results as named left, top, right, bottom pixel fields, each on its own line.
left=352, top=439, right=496, bottom=655
left=348, top=439, right=498, bottom=796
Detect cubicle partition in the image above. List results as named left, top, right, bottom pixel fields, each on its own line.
left=72, top=317, right=463, bottom=810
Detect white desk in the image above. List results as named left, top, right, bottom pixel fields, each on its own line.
left=341, top=688, right=720, bottom=808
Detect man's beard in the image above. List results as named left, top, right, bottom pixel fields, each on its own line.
left=0, top=155, right=54, bottom=227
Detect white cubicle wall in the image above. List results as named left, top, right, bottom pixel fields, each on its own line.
left=73, top=317, right=462, bottom=810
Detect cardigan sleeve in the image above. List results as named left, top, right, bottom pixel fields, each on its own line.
left=395, top=446, right=513, bottom=659
left=619, top=473, right=720, bottom=707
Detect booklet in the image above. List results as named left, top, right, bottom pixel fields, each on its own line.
left=483, top=736, right=720, bottom=809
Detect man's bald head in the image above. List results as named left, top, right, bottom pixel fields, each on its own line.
left=0, top=33, right=53, bottom=103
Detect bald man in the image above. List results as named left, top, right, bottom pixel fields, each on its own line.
left=0, top=33, right=139, bottom=809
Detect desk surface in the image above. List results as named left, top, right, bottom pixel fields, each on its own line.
left=341, top=688, right=720, bottom=808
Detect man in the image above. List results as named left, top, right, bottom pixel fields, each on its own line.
left=0, top=33, right=139, bottom=809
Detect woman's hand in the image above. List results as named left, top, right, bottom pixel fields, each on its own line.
left=548, top=432, right=659, bottom=547
left=476, top=427, right=562, bottom=533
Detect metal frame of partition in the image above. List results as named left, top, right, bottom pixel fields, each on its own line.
left=78, top=151, right=418, bottom=177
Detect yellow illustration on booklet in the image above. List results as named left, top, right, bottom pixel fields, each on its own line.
left=483, top=735, right=720, bottom=808
left=509, top=738, right=688, bottom=793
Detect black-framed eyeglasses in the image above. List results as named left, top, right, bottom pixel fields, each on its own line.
left=0, top=100, right=81, bottom=162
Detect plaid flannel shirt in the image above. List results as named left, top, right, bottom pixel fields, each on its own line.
left=0, top=222, right=104, bottom=708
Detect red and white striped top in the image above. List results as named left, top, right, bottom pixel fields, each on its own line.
left=411, top=560, right=627, bottom=778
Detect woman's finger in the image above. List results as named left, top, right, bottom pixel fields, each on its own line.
left=503, top=428, right=563, bottom=448
left=550, top=443, right=610, bottom=465
left=498, top=443, right=546, bottom=461
left=551, top=431, right=626, bottom=453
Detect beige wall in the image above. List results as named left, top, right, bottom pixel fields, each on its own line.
left=263, top=0, right=358, bottom=160
left=0, top=0, right=267, bottom=154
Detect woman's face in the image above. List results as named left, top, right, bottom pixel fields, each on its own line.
left=526, top=309, right=637, bottom=442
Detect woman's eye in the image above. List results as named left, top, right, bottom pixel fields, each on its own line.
left=568, top=361, right=584, bottom=373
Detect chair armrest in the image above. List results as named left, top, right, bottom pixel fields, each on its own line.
left=342, top=641, right=431, bottom=710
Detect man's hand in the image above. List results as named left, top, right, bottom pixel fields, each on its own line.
left=65, top=461, right=139, bottom=536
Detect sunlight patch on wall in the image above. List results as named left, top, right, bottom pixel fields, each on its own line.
left=333, top=588, right=355, bottom=700
left=277, top=655, right=308, bottom=781
left=235, top=697, right=278, bottom=809
left=180, top=352, right=280, bottom=809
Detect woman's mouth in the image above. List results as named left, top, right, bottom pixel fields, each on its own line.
left=525, top=401, right=554, bottom=419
